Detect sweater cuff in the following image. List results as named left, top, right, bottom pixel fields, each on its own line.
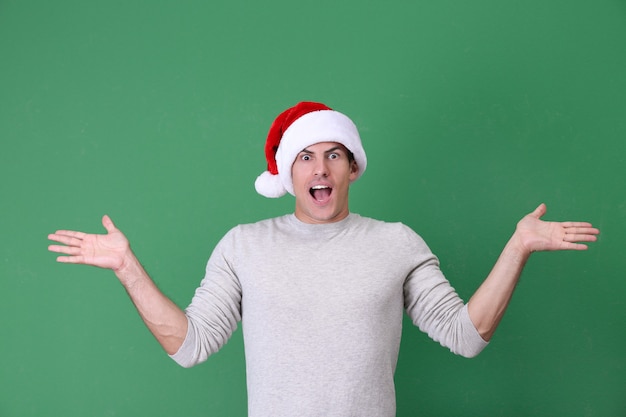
left=458, top=304, right=489, bottom=358
left=168, top=316, right=197, bottom=368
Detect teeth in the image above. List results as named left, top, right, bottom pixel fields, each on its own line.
left=311, top=185, right=329, bottom=189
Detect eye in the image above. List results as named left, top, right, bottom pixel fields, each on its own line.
left=301, top=154, right=311, bottom=161
left=328, top=152, right=339, bottom=160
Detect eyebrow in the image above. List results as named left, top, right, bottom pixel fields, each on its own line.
left=299, top=146, right=344, bottom=155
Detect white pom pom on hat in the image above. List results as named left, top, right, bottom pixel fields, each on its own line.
left=254, top=101, right=367, bottom=198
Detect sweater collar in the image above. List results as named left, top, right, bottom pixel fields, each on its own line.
left=286, top=212, right=358, bottom=236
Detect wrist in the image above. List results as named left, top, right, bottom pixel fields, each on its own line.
left=113, top=249, right=144, bottom=288
left=506, top=232, right=533, bottom=263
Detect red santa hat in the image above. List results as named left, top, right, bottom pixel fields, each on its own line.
left=254, top=101, right=367, bottom=198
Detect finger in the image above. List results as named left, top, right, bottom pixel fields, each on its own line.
left=47, top=233, right=83, bottom=247
left=530, top=203, right=547, bottom=219
left=56, top=255, right=85, bottom=264
left=102, top=215, right=117, bottom=234
left=563, top=233, right=598, bottom=243
left=564, top=226, right=600, bottom=235
left=48, top=244, right=82, bottom=255
left=561, top=242, right=589, bottom=251
left=50, top=230, right=86, bottom=240
left=561, top=221, right=596, bottom=229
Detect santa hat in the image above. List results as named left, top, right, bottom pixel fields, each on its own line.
left=254, top=101, right=367, bottom=198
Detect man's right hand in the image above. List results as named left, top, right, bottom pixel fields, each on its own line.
left=48, top=215, right=130, bottom=272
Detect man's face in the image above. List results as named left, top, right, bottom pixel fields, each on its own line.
left=291, top=141, right=359, bottom=224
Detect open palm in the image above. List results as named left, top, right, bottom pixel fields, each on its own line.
left=516, top=204, right=599, bottom=253
left=48, top=215, right=130, bottom=271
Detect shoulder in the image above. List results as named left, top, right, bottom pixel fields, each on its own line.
left=235, top=215, right=291, bottom=232
left=350, top=214, right=428, bottom=246
left=351, top=213, right=416, bottom=233
left=210, top=215, right=291, bottom=257
left=220, top=215, right=292, bottom=240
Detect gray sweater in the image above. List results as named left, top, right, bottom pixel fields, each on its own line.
left=171, top=213, right=488, bottom=416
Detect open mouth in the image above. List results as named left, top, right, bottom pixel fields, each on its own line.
left=310, top=184, right=332, bottom=202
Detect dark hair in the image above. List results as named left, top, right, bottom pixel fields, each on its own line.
left=347, top=148, right=355, bottom=163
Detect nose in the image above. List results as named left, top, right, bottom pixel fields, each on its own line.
left=314, top=158, right=329, bottom=177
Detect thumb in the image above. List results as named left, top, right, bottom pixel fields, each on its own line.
left=530, top=203, right=547, bottom=219
left=102, top=215, right=118, bottom=234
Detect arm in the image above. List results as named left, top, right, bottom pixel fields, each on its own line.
left=48, top=215, right=188, bottom=355
left=467, top=203, right=599, bottom=341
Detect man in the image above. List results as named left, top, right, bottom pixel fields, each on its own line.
left=48, top=101, right=599, bottom=417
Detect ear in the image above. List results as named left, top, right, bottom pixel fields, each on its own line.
left=349, top=160, right=359, bottom=181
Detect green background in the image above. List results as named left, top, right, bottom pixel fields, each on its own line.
left=1, top=0, right=624, bottom=416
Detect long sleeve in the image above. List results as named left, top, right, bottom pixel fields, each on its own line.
left=401, top=226, right=488, bottom=358
left=169, top=229, right=242, bottom=368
